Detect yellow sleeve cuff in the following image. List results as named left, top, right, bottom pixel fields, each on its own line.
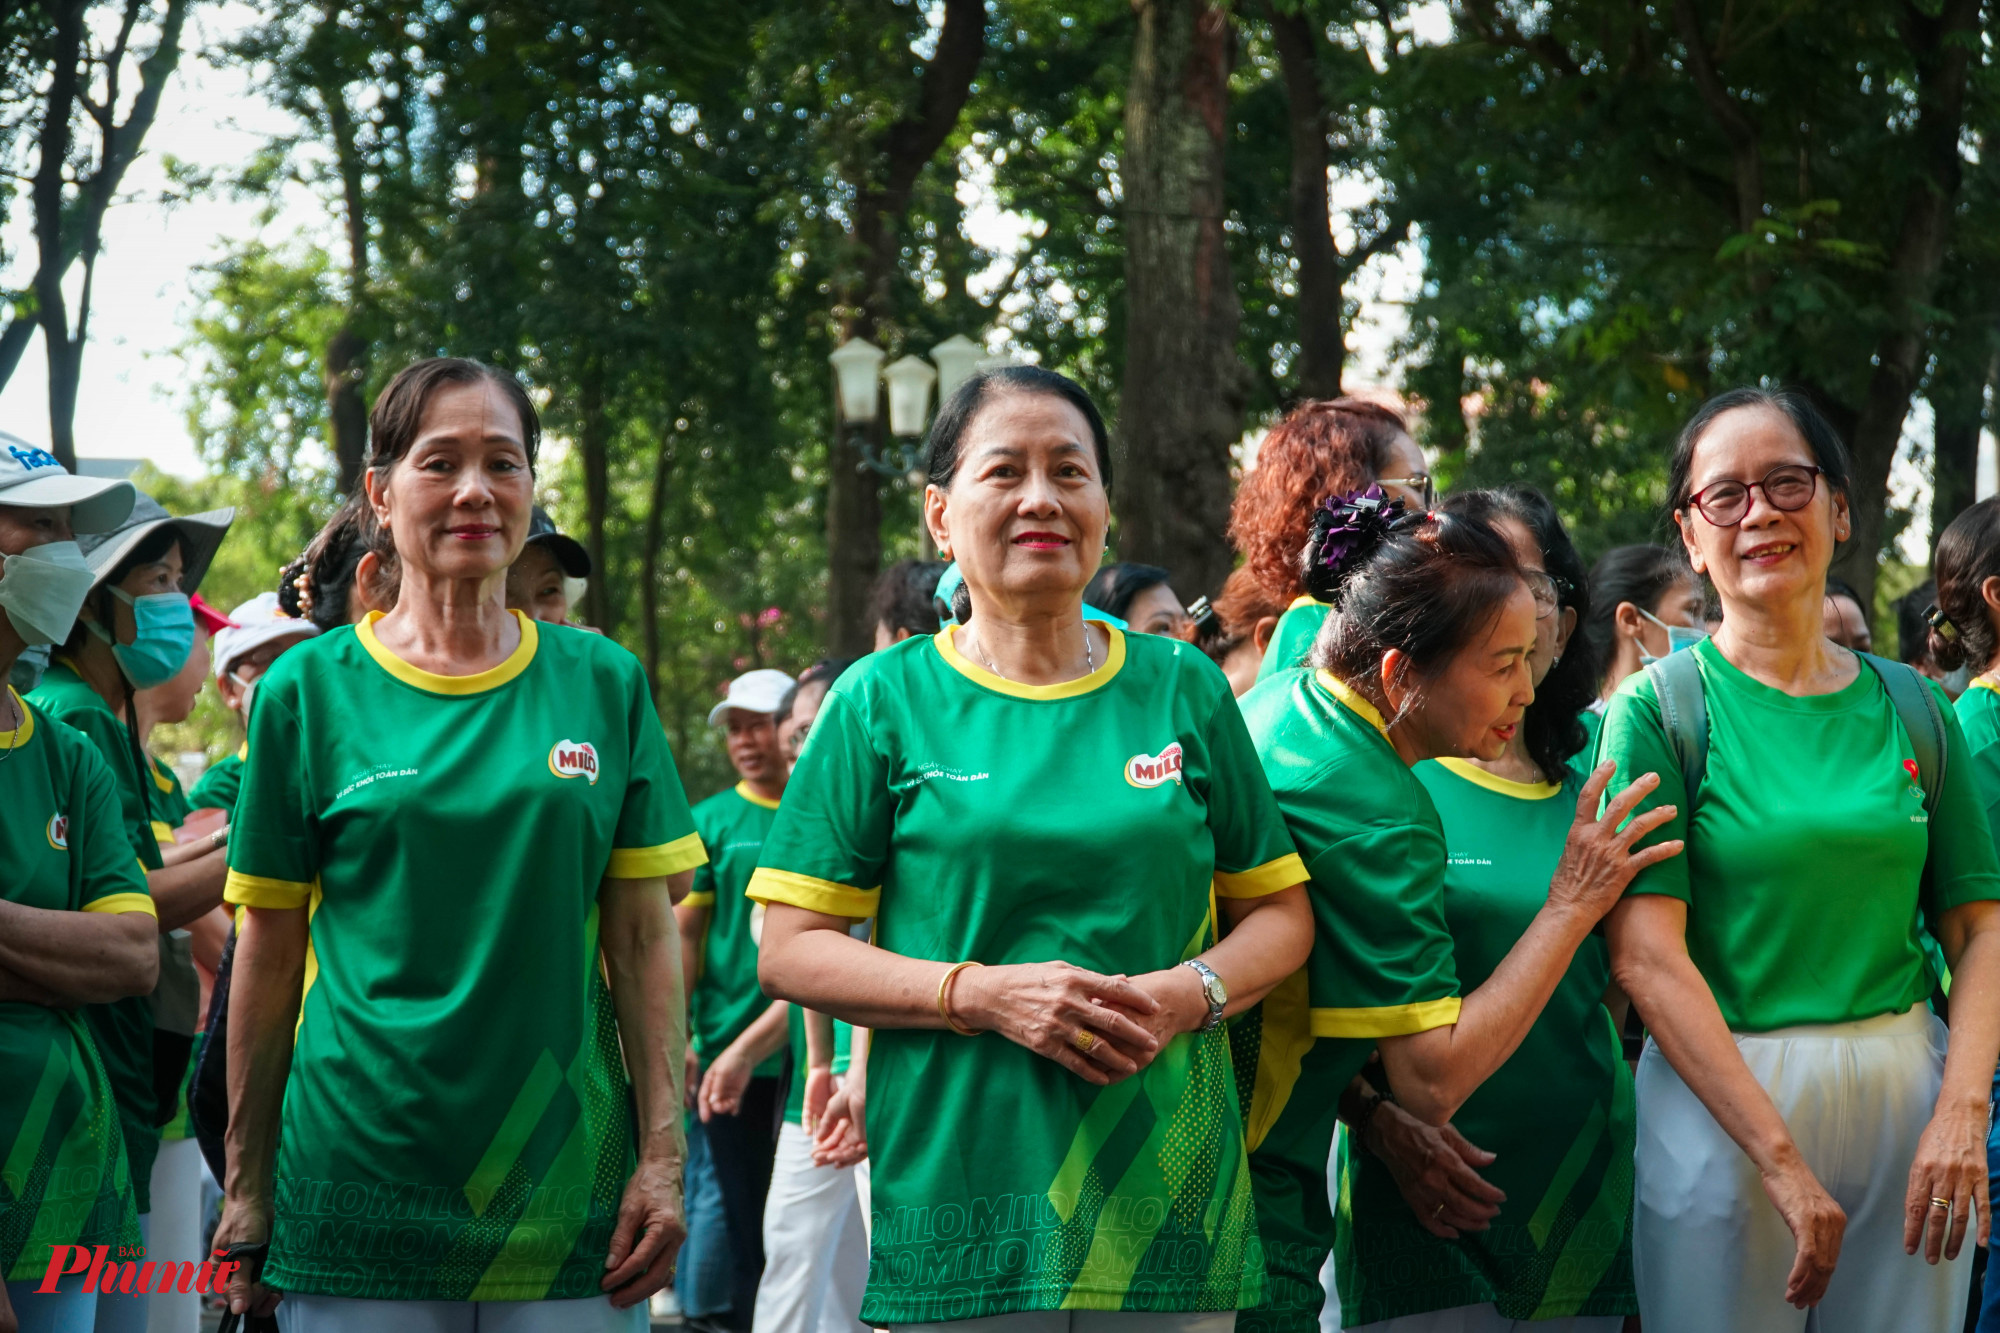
left=151, top=821, right=175, bottom=846
left=1213, top=852, right=1308, bottom=899
left=1310, top=997, right=1461, bottom=1038
left=83, top=892, right=157, bottom=919
left=747, top=868, right=880, bottom=919
left=680, top=891, right=716, bottom=908
left=224, top=870, right=314, bottom=909
left=607, top=832, right=708, bottom=879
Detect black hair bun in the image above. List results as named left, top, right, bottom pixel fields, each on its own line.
left=1301, top=484, right=1414, bottom=603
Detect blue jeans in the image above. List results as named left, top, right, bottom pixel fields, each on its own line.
left=1979, top=1064, right=2000, bottom=1332
left=677, top=1113, right=733, bottom=1320
left=5, top=1270, right=96, bottom=1333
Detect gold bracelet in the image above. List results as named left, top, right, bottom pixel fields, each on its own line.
left=937, top=960, right=984, bottom=1036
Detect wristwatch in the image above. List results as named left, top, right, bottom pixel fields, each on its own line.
left=1180, top=958, right=1228, bottom=1032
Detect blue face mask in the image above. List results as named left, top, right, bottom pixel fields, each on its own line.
left=87, top=587, right=195, bottom=688
left=1637, top=606, right=1708, bottom=664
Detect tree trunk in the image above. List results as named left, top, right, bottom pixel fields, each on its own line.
left=32, top=0, right=87, bottom=468
left=577, top=364, right=614, bottom=634
left=1830, top=0, right=1981, bottom=607
left=824, top=0, right=983, bottom=655
left=324, top=327, right=369, bottom=491
left=641, top=424, right=675, bottom=701
left=1266, top=1, right=1343, bottom=400
left=1118, top=0, right=1245, bottom=600
left=322, top=59, right=370, bottom=492
left=1930, top=347, right=1993, bottom=548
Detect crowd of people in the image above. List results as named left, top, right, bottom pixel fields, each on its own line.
left=3, top=359, right=1999, bottom=1333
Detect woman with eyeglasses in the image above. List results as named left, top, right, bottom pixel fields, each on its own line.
left=1331, top=486, right=1640, bottom=1330
left=1600, top=388, right=2000, bottom=1332
left=1228, top=399, right=1432, bottom=683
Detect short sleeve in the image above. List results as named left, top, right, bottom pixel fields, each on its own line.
left=74, top=739, right=153, bottom=918
left=605, top=670, right=706, bottom=879
left=1597, top=672, right=1692, bottom=902
left=224, top=685, right=317, bottom=909
left=1305, top=820, right=1459, bottom=1037
left=748, top=690, right=889, bottom=919
left=1200, top=691, right=1305, bottom=898
left=1925, top=680, right=2000, bottom=916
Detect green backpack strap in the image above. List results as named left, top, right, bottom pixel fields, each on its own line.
left=1644, top=649, right=1708, bottom=815
left=1858, top=651, right=1946, bottom=815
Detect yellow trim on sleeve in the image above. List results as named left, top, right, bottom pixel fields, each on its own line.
left=1310, top=997, right=1462, bottom=1038
left=681, top=891, right=716, bottom=908
left=1434, top=757, right=1562, bottom=800
left=1213, top=853, right=1309, bottom=899
left=606, top=832, right=709, bottom=879
left=151, top=821, right=175, bottom=846
left=150, top=757, right=174, bottom=793
left=734, top=781, right=780, bottom=811
left=83, top=892, right=157, bottom=919
left=357, top=610, right=539, bottom=695
left=933, top=622, right=1126, bottom=701
left=1316, top=671, right=1390, bottom=738
left=1287, top=594, right=1326, bottom=612
left=0, top=688, right=34, bottom=748
left=224, top=870, right=315, bottom=909
left=236, top=741, right=249, bottom=761
left=747, top=867, right=881, bottom=919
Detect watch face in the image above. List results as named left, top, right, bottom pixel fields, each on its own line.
left=1203, top=974, right=1228, bottom=1007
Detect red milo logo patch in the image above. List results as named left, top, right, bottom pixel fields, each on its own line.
left=548, top=740, right=601, bottom=785
left=1125, top=742, right=1185, bottom=788
left=1904, top=759, right=1920, bottom=782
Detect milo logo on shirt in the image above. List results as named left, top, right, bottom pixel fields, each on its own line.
left=46, top=813, right=67, bottom=850
left=548, top=740, right=600, bottom=785
left=1125, top=742, right=1184, bottom=788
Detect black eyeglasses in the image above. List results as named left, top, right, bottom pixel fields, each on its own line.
left=1685, top=464, right=1822, bottom=528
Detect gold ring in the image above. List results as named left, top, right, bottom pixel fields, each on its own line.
left=1931, top=1197, right=1952, bottom=1210
left=1433, top=1202, right=1446, bottom=1220
left=1070, top=1029, right=1099, bottom=1054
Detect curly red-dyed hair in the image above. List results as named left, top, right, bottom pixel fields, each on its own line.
left=1229, top=397, right=1411, bottom=605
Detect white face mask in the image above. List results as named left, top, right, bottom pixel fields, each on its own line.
left=231, top=667, right=259, bottom=719
left=0, top=540, right=96, bottom=646
left=1637, top=606, right=1708, bottom=664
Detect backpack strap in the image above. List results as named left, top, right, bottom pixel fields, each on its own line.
left=1644, top=649, right=1708, bottom=815
left=1858, top=651, right=1947, bottom=815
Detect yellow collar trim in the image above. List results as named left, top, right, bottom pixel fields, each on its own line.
left=1435, top=757, right=1561, bottom=800
left=1316, top=671, right=1389, bottom=738
left=358, top=610, right=538, bottom=695
left=1287, top=594, right=1326, bottom=612
left=1973, top=676, right=2000, bottom=695
left=150, top=755, right=174, bottom=792
left=235, top=741, right=248, bottom=761
left=735, top=781, right=781, bottom=810
left=933, top=621, right=1126, bottom=700
left=0, top=687, right=34, bottom=749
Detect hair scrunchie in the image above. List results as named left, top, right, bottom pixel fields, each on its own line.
left=1303, top=484, right=1415, bottom=604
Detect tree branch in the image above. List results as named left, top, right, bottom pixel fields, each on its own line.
left=1671, top=0, right=1763, bottom=235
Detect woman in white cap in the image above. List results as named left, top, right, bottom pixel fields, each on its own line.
left=0, top=438, right=163, bottom=1333
left=25, top=488, right=233, bottom=1333
left=189, top=593, right=320, bottom=816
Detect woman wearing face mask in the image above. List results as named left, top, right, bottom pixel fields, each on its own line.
left=0, top=444, right=162, bottom=1333
left=1230, top=399, right=1432, bottom=683
left=188, top=593, right=319, bottom=816
left=26, top=492, right=233, bottom=1333
left=1230, top=489, right=1678, bottom=1333
left=1580, top=546, right=1706, bottom=765
left=754, top=365, right=1314, bottom=1329
left=214, top=358, right=705, bottom=1333
left=1330, top=486, right=1639, bottom=1331
left=1602, top=389, right=2000, bottom=1332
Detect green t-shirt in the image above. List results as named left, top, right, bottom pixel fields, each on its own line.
left=189, top=744, right=246, bottom=813
left=28, top=660, right=165, bottom=1213
left=1574, top=704, right=1605, bottom=779
left=0, top=690, right=150, bottom=1280
left=1255, top=598, right=1329, bottom=682
left=688, top=783, right=783, bottom=1077
left=1601, top=638, right=2000, bottom=1031
left=781, top=1009, right=855, bottom=1126
left=750, top=626, right=1305, bottom=1324
left=1230, top=669, right=1462, bottom=1333
left=145, top=749, right=190, bottom=845
left=224, top=611, right=707, bottom=1301
left=1955, top=680, right=2000, bottom=851
left=1336, top=759, right=1634, bottom=1325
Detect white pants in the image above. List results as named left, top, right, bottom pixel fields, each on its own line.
left=1345, top=1307, right=1620, bottom=1333
left=144, top=1138, right=203, bottom=1333
left=274, top=1292, right=646, bottom=1332
left=897, top=1313, right=1236, bottom=1333
left=751, top=1121, right=868, bottom=1333
left=1635, top=1003, right=1968, bottom=1332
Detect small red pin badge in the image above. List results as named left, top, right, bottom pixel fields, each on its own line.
left=1905, top=759, right=1921, bottom=781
